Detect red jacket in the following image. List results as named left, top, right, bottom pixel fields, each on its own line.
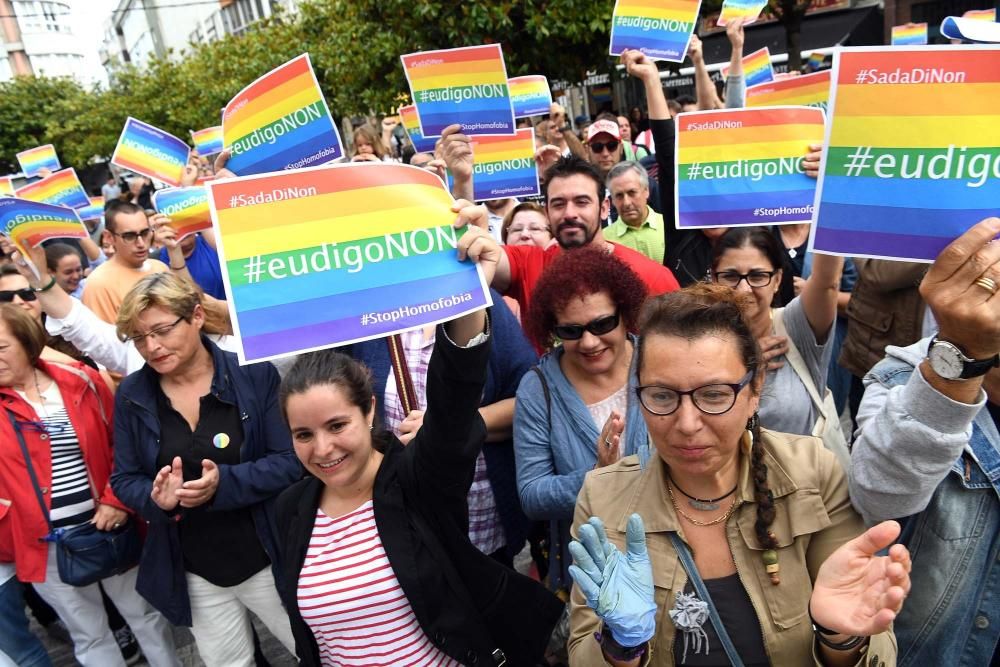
left=0, top=359, right=128, bottom=582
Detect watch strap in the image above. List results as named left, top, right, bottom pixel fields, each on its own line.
left=595, top=628, right=648, bottom=662
left=931, top=336, right=1000, bottom=379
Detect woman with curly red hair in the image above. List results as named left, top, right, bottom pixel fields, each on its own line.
left=514, top=246, right=651, bottom=592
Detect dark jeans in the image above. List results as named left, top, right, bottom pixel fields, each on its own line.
left=0, top=576, right=53, bottom=667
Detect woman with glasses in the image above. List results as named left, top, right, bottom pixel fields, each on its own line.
left=0, top=304, right=180, bottom=666
left=108, top=272, right=301, bottom=666
left=501, top=202, right=554, bottom=248
left=567, top=284, right=908, bottom=666
left=514, top=247, right=651, bottom=593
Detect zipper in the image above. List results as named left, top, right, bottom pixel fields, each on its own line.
left=729, top=501, right=772, bottom=662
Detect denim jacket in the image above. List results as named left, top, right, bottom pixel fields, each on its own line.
left=850, top=337, right=1000, bottom=666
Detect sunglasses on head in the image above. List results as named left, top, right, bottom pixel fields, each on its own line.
left=589, top=140, right=620, bottom=154
left=0, top=288, right=37, bottom=303
left=553, top=312, right=620, bottom=341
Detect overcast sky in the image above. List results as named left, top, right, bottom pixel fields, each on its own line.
left=72, top=0, right=119, bottom=86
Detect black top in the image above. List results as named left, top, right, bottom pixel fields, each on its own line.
left=987, top=400, right=1000, bottom=432
left=155, top=386, right=269, bottom=587
left=673, top=573, right=770, bottom=666
left=771, top=225, right=805, bottom=307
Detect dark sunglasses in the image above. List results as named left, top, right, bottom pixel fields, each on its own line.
left=0, top=288, right=37, bottom=303
left=111, top=227, right=153, bottom=244
left=589, top=141, right=620, bottom=154
left=553, top=312, right=620, bottom=341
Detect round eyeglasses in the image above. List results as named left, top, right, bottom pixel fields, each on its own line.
left=636, top=370, right=755, bottom=416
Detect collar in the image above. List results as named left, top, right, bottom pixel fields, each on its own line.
left=611, top=208, right=660, bottom=236
left=127, top=335, right=234, bottom=410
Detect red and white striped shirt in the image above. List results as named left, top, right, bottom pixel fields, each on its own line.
left=297, top=501, right=460, bottom=666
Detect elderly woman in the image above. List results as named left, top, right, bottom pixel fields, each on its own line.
left=567, top=284, right=910, bottom=666
left=501, top=202, right=553, bottom=248
left=0, top=305, right=178, bottom=666
left=514, top=247, right=651, bottom=592
left=109, top=272, right=301, bottom=666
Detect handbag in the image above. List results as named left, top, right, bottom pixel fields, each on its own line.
left=6, top=409, right=141, bottom=587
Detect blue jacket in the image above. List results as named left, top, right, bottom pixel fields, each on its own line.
left=110, top=337, right=302, bottom=626
left=850, top=338, right=1000, bottom=665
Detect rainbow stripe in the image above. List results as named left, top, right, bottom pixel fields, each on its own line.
left=223, top=54, right=343, bottom=176
left=941, top=15, right=1000, bottom=42
left=153, top=186, right=212, bottom=241
left=812, top=47, right=1000, bottom=262
left=402, top=45, right=516, bottom=137
left=891, top=23, right=928, bottom=45
left=676, top=106, right=825, bottom=228
left=717, top=0, right=767, bottom=26
left=0, top=197, right=86, bottom=256
left=207, top=163, right=492, bottom=363
left=77, top=196, right=105, bottom=221
left=807, top=52, right=826, bottom=71
left=0, top=177, right=14, bottom=197
left=508, top=75, right=552, bottom=118
left=609, top=0, right=701, bottom=62
left=15, top=168, right=91, bottom=210
left=964, top=8, right=996, bottom=21
left=16, top=145, right=60, bottom=178
left=746, top=69, right=831, bottom=112
left=470, top=128, right=540, bottom=201
left=191, top=126, right=224, bottom=156
left=743, top=47, right=775, bottom=86
left=399, top=104, right=438, bottom=153
left=111, top=118, right=190, bottom=186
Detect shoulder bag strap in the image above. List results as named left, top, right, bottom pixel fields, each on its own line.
left=771, top=309, right=827, bottom=418
left=5, top=409, right=54, bottom=536
left=386, top=334, right=419, bottom=416
left=668, top=532, right=746, bottom=667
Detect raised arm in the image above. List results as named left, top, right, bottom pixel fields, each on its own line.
left=800, top=252, right=844, bottom=344
left=688, top=35, right=722, bottom=110
left=724, top=18, right=747, bottom=108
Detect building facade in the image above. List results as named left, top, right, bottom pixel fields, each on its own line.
left=0, top=0, right=93, bottom=82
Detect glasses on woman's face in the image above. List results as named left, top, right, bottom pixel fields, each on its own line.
left=713, top=270, right=776, bottom=289
left=508, top=224, right=549, bottom=237
left=0, top=288, right=37, bottom=303
left=123, top=315, right=185, bottom=346
left=553, top=312, right=620, bottom=341
left=636, top=370, right=755, bottom=416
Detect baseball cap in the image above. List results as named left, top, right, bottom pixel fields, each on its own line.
left=586, top=119, right=621, bottom=143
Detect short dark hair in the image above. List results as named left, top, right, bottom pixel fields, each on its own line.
left=542, top=155, right=606, bottom=203
left=104, top=201, right=145, bottom=233
left=676, top=95, right=696, bottom=107
left=594, top=111, right=618, bottom=124
left=44, top=243, right=81, bottom=272
left=0, top=264, right=23, bottom=279
left=0, top=303, right=46, bottom=364
left=711, top=227, right=784, bottom=275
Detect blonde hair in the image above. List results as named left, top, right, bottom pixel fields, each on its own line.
left=116, top=272, right=230, bottom=340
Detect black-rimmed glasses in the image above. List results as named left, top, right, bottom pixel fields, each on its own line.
left=553, top=312, right=620, bottom=341
left=636, top=370, right=755, bottom=416
left=111, top=227, right=153, bottom=244
left=713, top=270, right=776, bottom=288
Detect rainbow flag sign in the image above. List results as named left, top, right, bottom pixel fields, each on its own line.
left=718, top=0, right=767, bottom=26
left=153, top=186, right=212, bottom=241
left=16, top=145, right=60, bottom=178
left=77, top=196, right=105, bottom=221
left=0, top=177, right=14, bottom=197
left=207, top=163, right=492, bottom=363
left=746, top=69, right=831, bottom=111
left=723, top=47, right=774, bottom=86
left=508, top=75, right=552, bottom=118
left=0, top=197, right=86, bottom=257
left=811, top=46, right=1000, bottom=262
left=941, top=15, right=1000, bottom=42
left=609, top=0, right=702, bottom=62
left=891, top=23, right=928, bottom=45
left=401, top=45, right=516, bottom=137
left=807, top=52, right=826, bottom=71
left=223, top=54, right=343, bottom=176
left=191, top=126, right=224, bottom=156
left=964, top=8, right=996, bottom=21
left=111, top=118, right=190, bottom=186
left=469, top=128, right=540, bottom=202
left=15, top=168, right=91, bottom=210
left=399, top=104, right=438, bottom=154
left=676, top=106, right=825, bottom=228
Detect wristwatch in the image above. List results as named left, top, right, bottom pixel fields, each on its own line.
left=927, top=336, right=1000, bottom=380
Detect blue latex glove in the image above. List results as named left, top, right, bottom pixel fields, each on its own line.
left=568, top=513, right=657, bottom=647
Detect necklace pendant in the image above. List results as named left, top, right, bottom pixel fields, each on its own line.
left=788, top=247, right=797, bottom=259
left=688, top=499, right=720, bottom=511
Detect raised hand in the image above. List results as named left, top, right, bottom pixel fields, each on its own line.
left=596, top=410, right=624, bottom=468
left=398, top=409, right=425, bottom=445
left=758, top=334, right=789, bottom=371
left=802, top=143, right=823, bottom=178
left=621, top=49, right=660, bottom=83
left=151, top=456, right=184, bottom=511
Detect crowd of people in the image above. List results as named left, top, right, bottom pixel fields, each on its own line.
left=0, top=16, right=997, bottom=667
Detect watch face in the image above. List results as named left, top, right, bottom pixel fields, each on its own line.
left=930, top=344, right=964, bottom=379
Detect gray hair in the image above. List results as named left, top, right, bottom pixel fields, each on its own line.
left=605, top=160, right=649, bottom=191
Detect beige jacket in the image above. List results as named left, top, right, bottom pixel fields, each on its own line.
left=568, top=429, right=896, bottom=666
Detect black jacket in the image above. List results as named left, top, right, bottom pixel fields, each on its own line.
left=274, top=324, right=563, bottom=666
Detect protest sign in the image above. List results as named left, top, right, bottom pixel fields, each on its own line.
left=77, top=196, right=105, bottom=221
left=399, top=104, right=438, bottom=153
left=0, top=177, right=14, bottom=197
left=111, top=117, right=190, bottom=186
left=508, top=75, right=552, bottom=118
left=676, top=106, right=824, bottom=228
left=15, top=168, right=91, bottom=210
left=807, top=52, right=827, bottom=71
left=153, top=186, right=212, bottom=241
left=470, top=129, right=540, bottom=202
left=746, top=69, right=831, bottom=112
left=964, top=8, right=996, bottom=21
left=191, top=126, right=224, bottom=155
left=0, top=197, right=87, bottom=257
left=223, top=54, right=343, bottom=176
left=811, top=46, right=1000, bottom=262
left=401, top=45, right=516, bottom=137
left=207, top=163, right=492, bottom=364
left=723, top=47, right=774, bottom=86
left=718, top=0, right=767, bottom=26
left=609, top=0, right=702, bottom=62
left=941, top=15, right=1000, bottom=42
left=891, top=23, right=928, bottom=45
left=16, top=144, right=60, bottom=177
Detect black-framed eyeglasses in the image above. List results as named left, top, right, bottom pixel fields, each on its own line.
left=589, top=141, right=620, bottom=154
left=636, top=370, right=755, bottom=416
left=111, top=227, right=153, bottom=244
left=0, top=288, right=37, bottom=303
left=713, top=270, right=776, bottom=289
left=123, top=316, right=185, bottom=346
left=553, top=312, right=621, bottom=341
